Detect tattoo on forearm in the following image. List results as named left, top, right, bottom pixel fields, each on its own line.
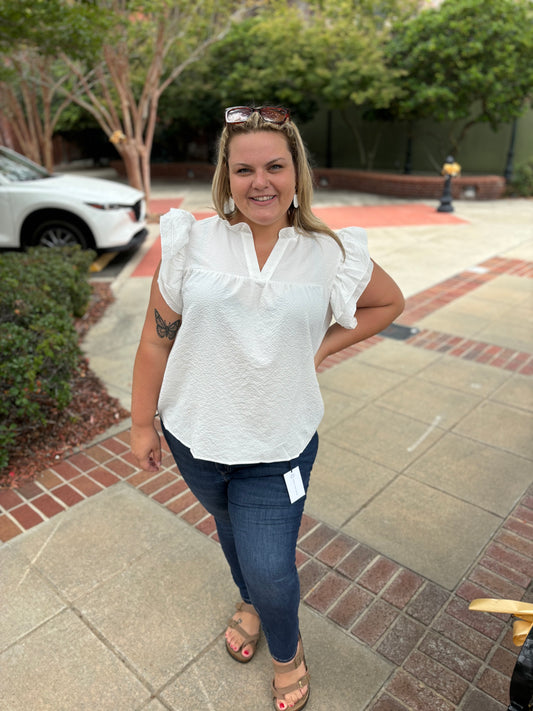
left=154, top=309, right=181, bottom=340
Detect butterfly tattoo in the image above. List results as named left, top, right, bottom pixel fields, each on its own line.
left=154, top=308, right=181, bottom=341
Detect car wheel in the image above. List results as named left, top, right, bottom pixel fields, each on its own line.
left=29, top=219, right=90, bottom=249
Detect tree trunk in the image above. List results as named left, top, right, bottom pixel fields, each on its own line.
left=118, top=144, right=143, bottom=191
left=140, top=148, right=151, bottom=202
left=403, top=122, right=414, bottom=174
left=340, top=109, right=367, bottom=167
left=366, top=129, right=382, bottom=172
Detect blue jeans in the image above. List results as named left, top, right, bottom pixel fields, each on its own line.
left=161, top=422, right=319, bottom=663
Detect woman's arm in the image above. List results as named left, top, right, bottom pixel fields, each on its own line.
left=314, top=261, right=404, bottom=369
left=131, top=263, right=181, bottom=472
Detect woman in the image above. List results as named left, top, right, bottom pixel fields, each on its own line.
left=131, top=106, right=404, bottom=711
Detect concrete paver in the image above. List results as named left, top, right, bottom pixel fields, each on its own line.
left=323, top=402, right=444, bottom=471
left=377, top=376, right=483, bottom=427
left=307, top=439, right=396, bottom=529
left=415, top=355, right=510, bottom=396
left=454, top=400, right=533, bottom=459
left=342, top=475, right=502, bottom=590
left=1, top=608, right=150, bottom=711
left=1, top=176, right=532, bottom=710
left=11, top=483, right=179, bottom=601
left=1, top=546, right=66, bottom=651
left=405, top=432, right=533, bottom=516
left=493, top=373, right=533, bottom=410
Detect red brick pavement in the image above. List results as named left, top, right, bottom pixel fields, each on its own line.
left=317, top=256, right=533, bottom=375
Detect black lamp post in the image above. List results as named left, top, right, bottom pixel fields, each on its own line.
left=437, top=155, right=461, bottom=213
left=504, top=119, right=518, bottom=183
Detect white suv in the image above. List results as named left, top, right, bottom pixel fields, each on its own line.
left=0, top=147, right=147, bottom=251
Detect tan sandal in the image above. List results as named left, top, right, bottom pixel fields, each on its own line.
left=271, top=636, right=310, bottom=711
left=225, top=601, right=261, bottom=664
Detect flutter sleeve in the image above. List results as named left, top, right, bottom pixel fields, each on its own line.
left=157, top=208, right=195, bottom=314
left=330, top=226, right=374, bottom=329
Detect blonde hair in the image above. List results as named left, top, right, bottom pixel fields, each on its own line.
left=212, top=112, right=344, bottom=255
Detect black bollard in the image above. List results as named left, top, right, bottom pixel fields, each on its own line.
left=437, top=155, right=460, bottom=213
left=437, top=174, right=454, bottom=213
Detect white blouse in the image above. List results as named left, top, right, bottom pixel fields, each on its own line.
left=157, top=209, right=373, bottom=464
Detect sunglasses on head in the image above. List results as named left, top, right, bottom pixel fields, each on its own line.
left=224, top=106, right=290, bottom=126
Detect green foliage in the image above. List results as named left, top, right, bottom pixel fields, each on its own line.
left=155, top=0, right=411, bottom=163
left=507, top=159, right=533, bottom=197
left=386, top=0, right=533, bottom=151
left=0, top=0, right=107, bottom=59
left=3, top=246, right=95, bottom=318
left=209, top=10, right=317, bottom=116
left=209, top=0, right=409, bottom=112
left=0, top=247, right=95, bottom=470
left=304, top=6, right=404, bottom=110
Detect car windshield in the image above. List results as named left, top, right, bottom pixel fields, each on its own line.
left=0, top=150, right=51, bottom=182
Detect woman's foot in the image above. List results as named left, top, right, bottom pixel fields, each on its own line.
left=225, top=601, right=261, bottom=663
left=272, top=637, right=310, bottom=711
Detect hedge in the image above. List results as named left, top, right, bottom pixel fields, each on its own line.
left=507, top=158, right=533, bottom=197
left=0, top=246, right=95, bottom=471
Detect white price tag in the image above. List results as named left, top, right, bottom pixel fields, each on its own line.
left=283, top=466, right=305, bottom=504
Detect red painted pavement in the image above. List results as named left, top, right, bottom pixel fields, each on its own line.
left=314, top=203, right=467, bottom=229
left=131, top=238, right=162, bottom=277
left=149, top=197, right=184, bottom=214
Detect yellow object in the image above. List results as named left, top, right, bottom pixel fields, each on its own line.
left=469, top=598, right=533, bottom=646
left=109, top=130, right=126, bottom=145
left=90, top=252, right=117, bottom=272
left=441, top=161, right=461, bottom=177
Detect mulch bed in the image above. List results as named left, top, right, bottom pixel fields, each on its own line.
left=0, top=282, right=130, bottom=489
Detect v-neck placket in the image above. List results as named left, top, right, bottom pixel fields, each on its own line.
left=240, top=227, right=296, bottom=281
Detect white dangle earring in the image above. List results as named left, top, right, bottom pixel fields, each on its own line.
left=224, top=196, right=235, bottom=213
left=292, top=192, right=299, bottom=209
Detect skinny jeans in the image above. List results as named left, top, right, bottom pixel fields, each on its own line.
left=161, top=422, right=319, bottom=663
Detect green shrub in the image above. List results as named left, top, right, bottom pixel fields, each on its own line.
left=0, top=246, right=95, bottom=471
left=0, top=246, right=94, bottom=318
left=507, top=159, right=533, bottom=197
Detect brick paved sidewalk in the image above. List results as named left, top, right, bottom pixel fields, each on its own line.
left=1, top=255, right=532, bottom=711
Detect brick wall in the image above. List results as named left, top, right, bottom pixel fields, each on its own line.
left=314, top=168, right=506, bottom=200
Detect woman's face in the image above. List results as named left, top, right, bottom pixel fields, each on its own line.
left=227, top=131, right=296, bottom=235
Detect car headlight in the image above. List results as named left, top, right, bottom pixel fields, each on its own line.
left=86, top=203, right=127, bottom=210
left=86, top=202, right=141, bottom=221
